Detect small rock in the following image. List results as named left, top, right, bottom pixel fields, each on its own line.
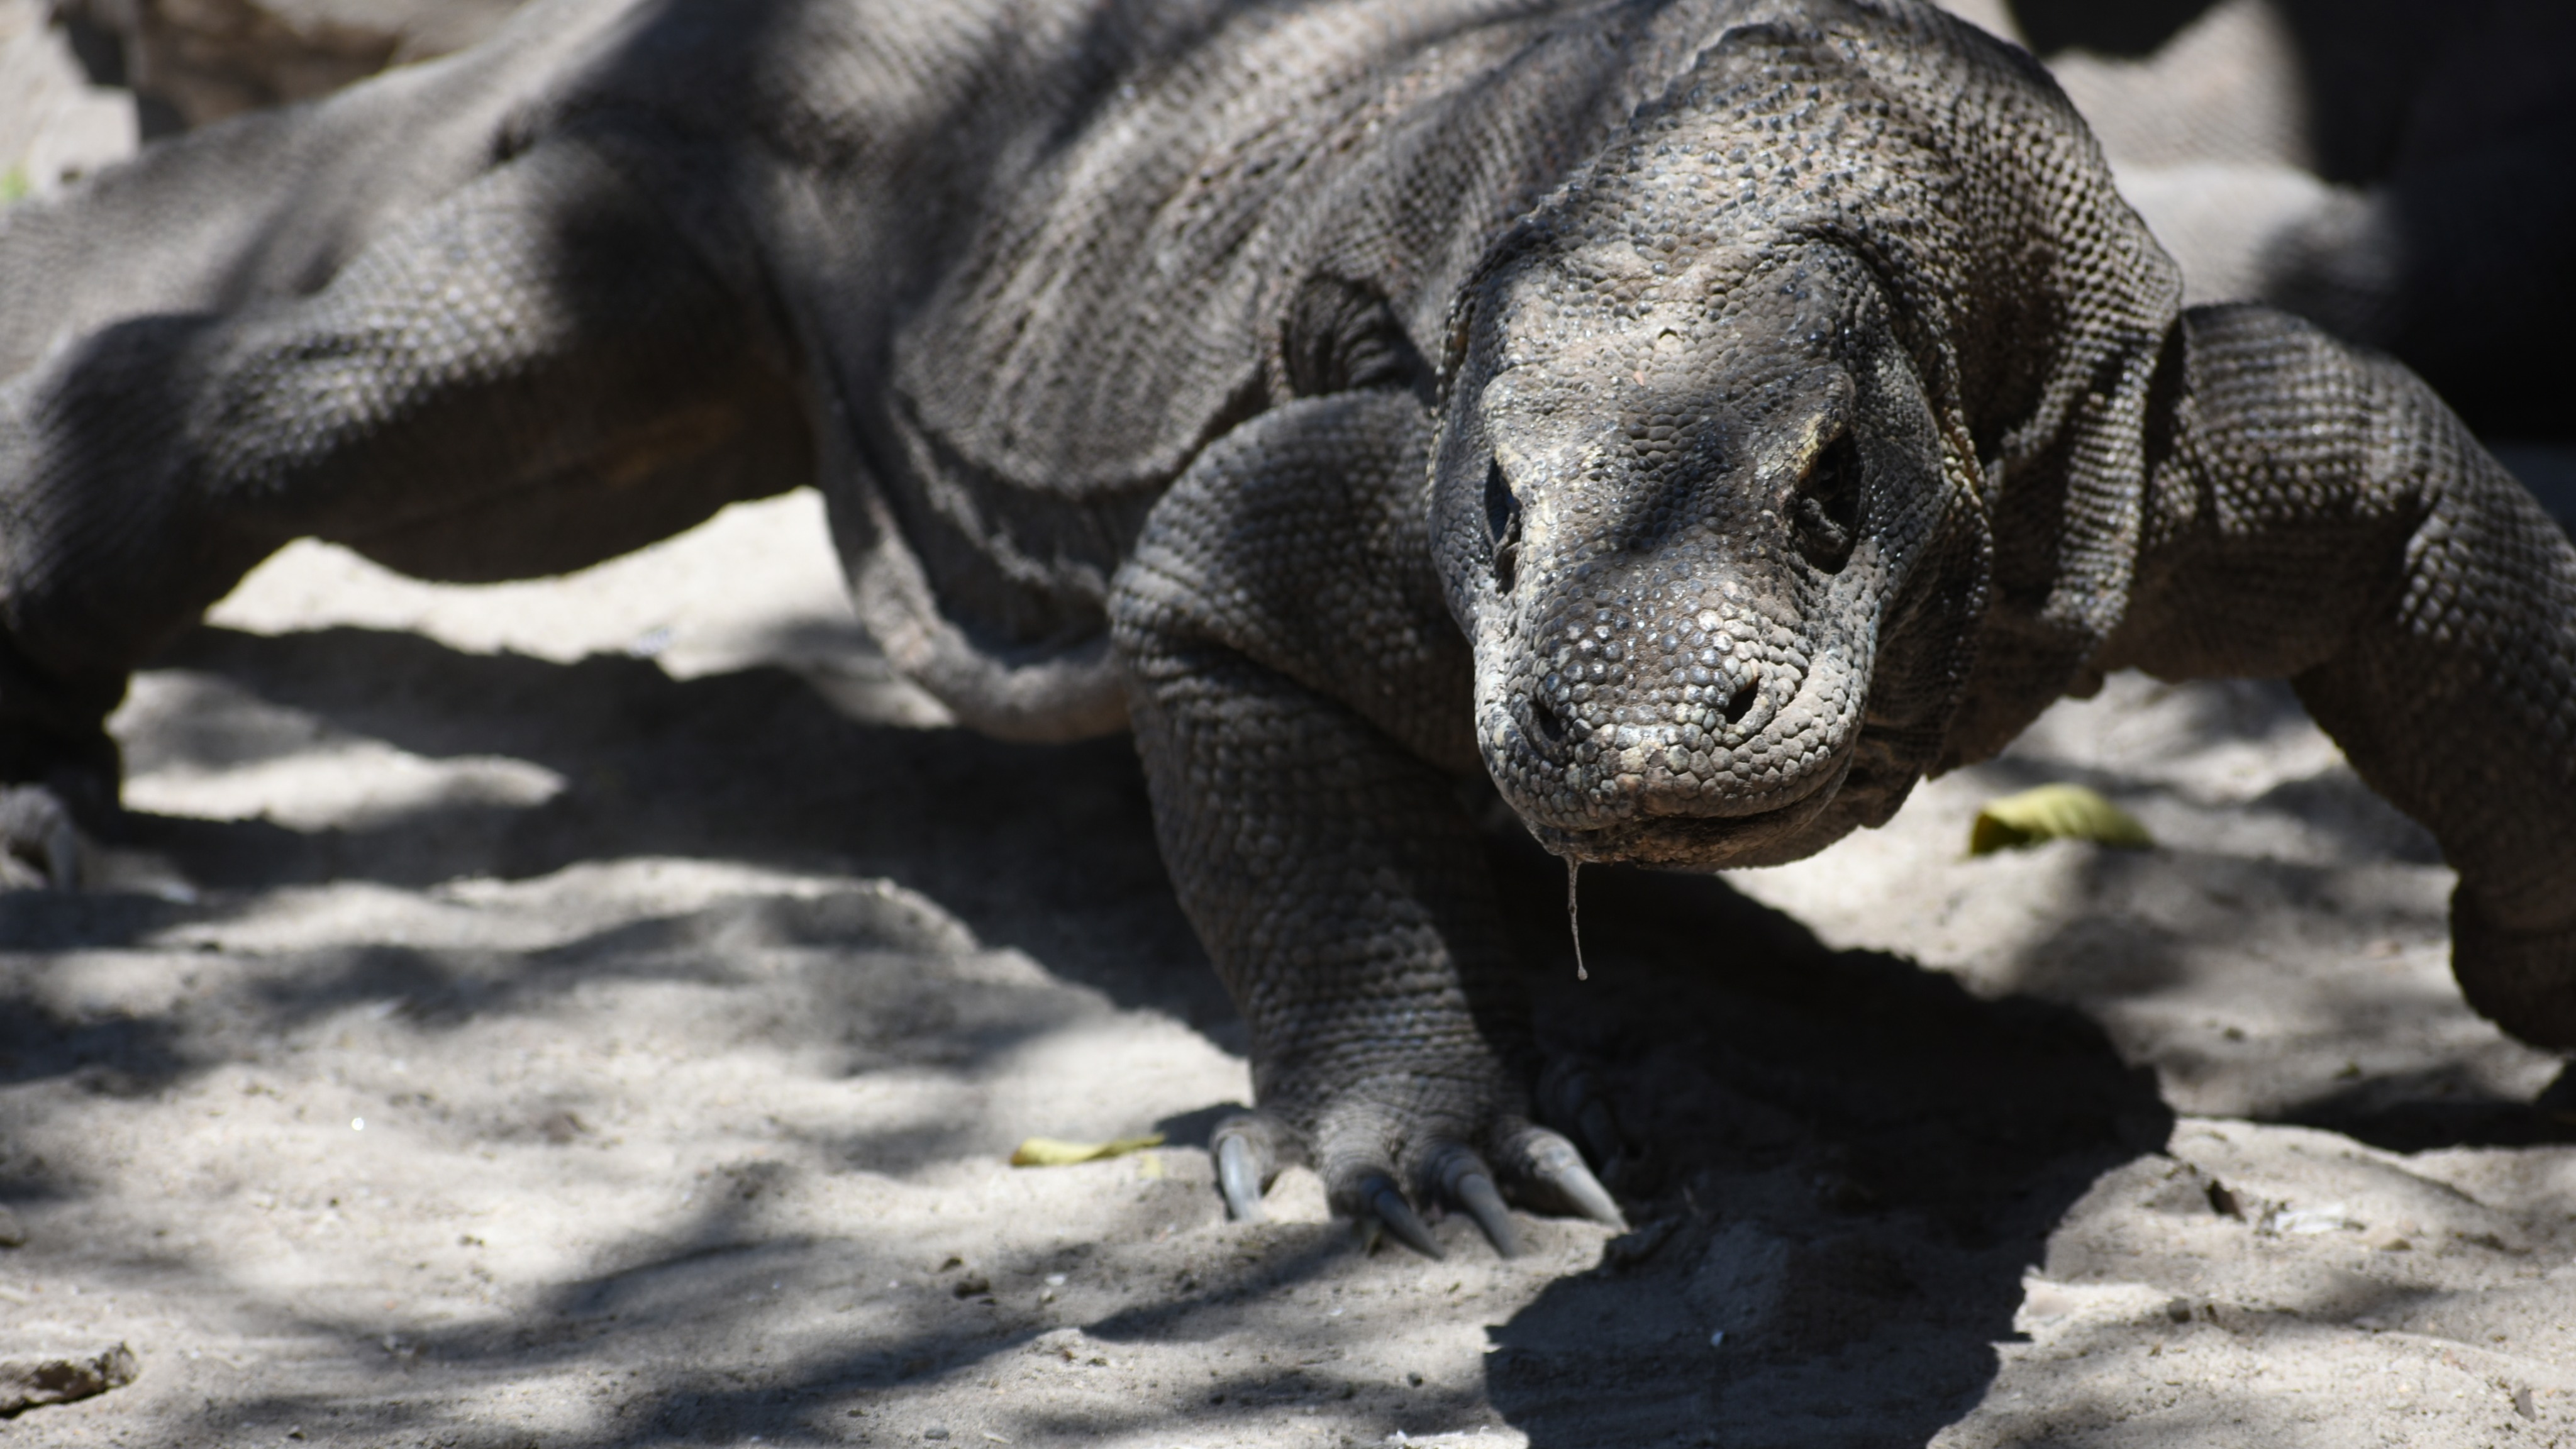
left=0, top=1343, right=140, bottom=1416
left=0, top=1205, right=25, bottom=1248
left=1602, top=1216, right=1679, bottom=1268
left=951, top=1274, right=991, bottom=1298
left=924, top=1428, right=951, bottom=1441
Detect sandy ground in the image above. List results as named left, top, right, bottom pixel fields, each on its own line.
left=0, top=486, right=2568, bottom=1449
left=8, top=5, right=2576, bottom=1443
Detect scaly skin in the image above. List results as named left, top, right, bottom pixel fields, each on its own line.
left=3, top=0, right=2572, bottom=1251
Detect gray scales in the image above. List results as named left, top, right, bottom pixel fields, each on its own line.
left=0, top=0, right=2570, bottom=1253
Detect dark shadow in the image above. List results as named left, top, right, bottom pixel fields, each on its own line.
left=1943, top=813, right=2550, bottom=1157
left=1476, top=835, right=2170, bottom=1448
left=110, top=623, right=1224, bottom=1031
left=0, top=621, right=1233, bottom=1206
left=2007, top=0, right=2222, bottom=57
left=2014, top=0, right=2576, bottom=436
left=54, top=6, right=188, bottom=143
left=55, top=6, right=129, bottom=89
left=109, top=1155, right=1382, bottom=1449
left=5, top=892, right=1182, bottom=1182
left=0, top=880, right=201, bottom=1106
left=0, top=976, right=189, bottom=1093
left=25, top=613, right=2180, bottom=1446
left=1150, top=1100, right=1250, bottom=1150
left=2245, top=772, right=2440, bottom=865
left=2280, top=1079, right=2574, bottom=1153
left=2494, top=443, right=2576, bottom=537
left=37, top=616, right=2182, bottom=1446
left=0, top=888, right=196, bottom=953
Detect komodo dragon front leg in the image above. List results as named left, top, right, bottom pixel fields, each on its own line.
left=0, top=131, right=800, bottom=879
left=1111, top=391, right=1625, bottom=1255
left=2101, top=304, right=2576, bottom=1059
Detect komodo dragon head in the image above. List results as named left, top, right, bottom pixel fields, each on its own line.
left=1442, top=241, right=1937, bottom=861
left=1429, top=2, right=2172, bottom=870
left=1435, top=236, right=1945, bottom=870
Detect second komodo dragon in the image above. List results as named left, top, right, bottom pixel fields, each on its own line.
left=1, top=0, right=2570, bottom=1253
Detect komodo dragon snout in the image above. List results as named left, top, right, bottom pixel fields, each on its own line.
left=1435, top=239, right=1951, bottom=871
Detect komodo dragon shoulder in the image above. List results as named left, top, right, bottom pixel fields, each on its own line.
left=1, top=0, right=2569, bottom=1255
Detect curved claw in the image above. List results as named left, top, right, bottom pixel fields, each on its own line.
left=1360, top=1175, right=1444, bottom=1259
left=1452, top=1170, right=1522, bottom=1258
left=1216, top=1134, right=1267, bottom=1223
left=1520, top=1131, right=1627, bottom=1231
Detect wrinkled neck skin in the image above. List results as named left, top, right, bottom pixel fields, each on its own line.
left=1433, top=212, right=1981, bottom=873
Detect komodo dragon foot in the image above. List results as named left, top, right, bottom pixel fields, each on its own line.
left=1206, top=1058, right=1627, bottom=1257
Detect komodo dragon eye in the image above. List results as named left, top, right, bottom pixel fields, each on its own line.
left=1484, top=458, right=1523, bottom=593
left=1790, top=430, right=1863, bottom=572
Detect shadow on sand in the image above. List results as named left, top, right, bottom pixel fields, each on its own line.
left=6, top=620, right=2538, bottom=1446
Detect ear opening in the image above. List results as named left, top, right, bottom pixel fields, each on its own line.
left=1791, top=428, right=1864, bottom=572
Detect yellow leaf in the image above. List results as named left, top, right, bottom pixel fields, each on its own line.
left=1008, top=1132, right=1165, bottom=1167
left=1969, top=784, right=2155, bottom=855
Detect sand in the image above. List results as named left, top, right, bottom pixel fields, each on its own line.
left=0, top=487, right=2565, bottom=1448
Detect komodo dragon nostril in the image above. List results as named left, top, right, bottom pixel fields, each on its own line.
left=1721, top=674, right=1760, bottom=724
left=1527, top=694, right=1567, bottom=746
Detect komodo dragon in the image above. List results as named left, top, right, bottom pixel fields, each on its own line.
left=2, top=0, right=2570, bottom=1257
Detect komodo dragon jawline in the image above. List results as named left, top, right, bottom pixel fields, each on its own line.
left=1, top=0, right=2570, bottom=1258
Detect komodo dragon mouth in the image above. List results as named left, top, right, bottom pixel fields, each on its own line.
left=1514, top=738, right=1862, bottom=870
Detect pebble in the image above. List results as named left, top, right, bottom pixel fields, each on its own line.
left=1602, top=1216, right=1679, bottom=1268
left=0, top=1343, right=140, bottom=1414
left=0, top=1205, right=24, bottom=1248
